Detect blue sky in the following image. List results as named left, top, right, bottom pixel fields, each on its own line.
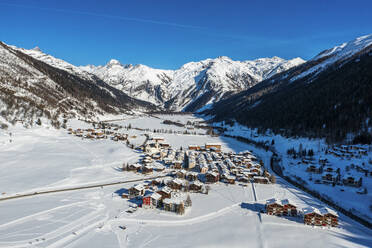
left=1, top=0, right=371, bottom=69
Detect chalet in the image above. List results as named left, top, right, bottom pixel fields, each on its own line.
left=168, top=178, right=184, bottom=191
left=266, top=198, right=283, bottom=215
left=237, top=176, right=250, bottom=183
left=152, top=137, right=165, bottom=143
left=224, top=175, right=236, bottom=184
left=189, top=181, right=203, bottom=192
left=206, top=171, right=219, bottom=183
left=342, top=174, right=362, bottom=187
left=176, top=170, right=187, bottom=179
left=128, top=163, right=142, bottom=172
left=151, top=192, right=162, bottom=208
left=205, top=143, right=222, bottom=152
left=151, top=178, right=163, bottom=186
left=159, top=142, right=170, bottom=149
left=322, top=172, right=339, bottom=184
left=303, top=207, right=323, bottom=226
left=188, top=145, right=200, bottom=151
left=249, top=167, right=261, bottom=174
left=186, top=171, right=198, bottom=181
left=281, top=199, right=297, bottom=216
left=319, top=207, right=338, bottom=227
left=129, top=184, right=145, bottom=198
left=142, top=165, right=153, bottom=174
left=253, top=176, right=269, bottom=184
left=157, top=186, right=172, bottom=199
left=306, top=165, right=322, bottom=174
left=145, top=142, right=160, bottom=154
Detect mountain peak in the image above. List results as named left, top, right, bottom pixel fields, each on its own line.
left=107, top=59, right=122, bottom=66
left=31, top=46, right=42, bottom=52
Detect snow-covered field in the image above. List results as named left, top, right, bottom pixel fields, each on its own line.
left=0, top=115, right=371, bottom=248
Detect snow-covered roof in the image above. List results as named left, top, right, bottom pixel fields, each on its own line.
left=319, top=207, right=338, bottom=217
left=302, top=207, right=321, bottom=215
left=266, top=198, right=281, bottom=205
left=151, top=192, right=162, bottom=200
left=133, top=184, right=145, bottom=191
left=281, top=199, right=295, bottom=206
left=160, top=186, right=172, bottom=194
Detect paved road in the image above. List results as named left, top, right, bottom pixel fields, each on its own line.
left=0, top=175, right=169, bottom=202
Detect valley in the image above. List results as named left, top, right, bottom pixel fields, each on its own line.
left=0, top=114, right=371, bottom=248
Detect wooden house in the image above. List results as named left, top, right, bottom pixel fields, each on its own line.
left=157, top=186, right=172, bottom=199
left=142, top=165, right=153, bottom=174
left=129, top=184, right=145, bottom=199
left=188, top=145, right=200, bottom=151
left=152, top=137, right=165, bottom=143
left=151, top=192, right=162, bottom=208
left=206, top=171, right=220, bottom=183
left=205, top=143, right=222, bottom=152
left=306, top=165, right=322, bottom=174
left=224, top=175, right=236, bottom=184
left=266, top=198, right=283, bottom=215
left=128, top=163, right=141, bottom=172
left=186, top=171, right=198, bottom=181
left=303, top=207, right=323, bottom=226
left=281, top=199, right=297, bottom=216
left=189, top=181, right=203, bottom=192
left=253, top=176, right=269, bottom=184
left=176, top=170, right=187, bottom=179
left=342, top=174, right=362, bottom=187
left=322, top=172, right=339, bottom=184
left=168, top=178, right=184, bottom=191
left=319, top=207, right=338, bottom=227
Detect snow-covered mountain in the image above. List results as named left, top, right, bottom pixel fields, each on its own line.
left=0, top=42, right=157, bottom=126
left=290, top=34, right=372, bottom=82
left=81, top=56, right=305, bottom=111
left=206, top=34, right=372, bottom=140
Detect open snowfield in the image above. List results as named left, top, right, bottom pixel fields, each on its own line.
left=0, top=115, right=371, bottom=247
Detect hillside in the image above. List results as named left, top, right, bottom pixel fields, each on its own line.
left=0, top=42, right=157, bottom=127
left=206, top=34, right=372, bottom=142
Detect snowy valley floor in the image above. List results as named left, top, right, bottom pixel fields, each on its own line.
left=0, top=115, right=371, bottom=248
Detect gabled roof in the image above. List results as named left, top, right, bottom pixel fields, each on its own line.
left=281, top=199, right=296, bottom=206
left=319, top=207, right=338, bottom=217
left=302, top=207, right=321, bottom=215
left=160, top=186, right=172, bottom=194
left=151, top=192, right=162, bottom=200
left=266, top=198, right=282, bottom=206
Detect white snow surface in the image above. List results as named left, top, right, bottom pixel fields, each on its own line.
left=291, top=34, right=372, bottom=82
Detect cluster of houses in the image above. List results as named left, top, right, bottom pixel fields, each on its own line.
left=67, top=127, right=129, bottom=141
left=328, top=145, right=369, bottom=158
left=305, top=157, right=365, bottom=189
left=131, top=136, right=274, bottom=185
left=125, top=177, right=197, bottom=214
left=265, top=198, right=338, bottom=227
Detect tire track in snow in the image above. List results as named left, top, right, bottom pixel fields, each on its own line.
left=111, top=203, right=241, bottom=227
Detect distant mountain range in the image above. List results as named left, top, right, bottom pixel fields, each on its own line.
left=80, top=56, right=305, bottom=112
left=206, top=34, right=372, bottom=142
left=1, top=33, right=371, bottom=142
